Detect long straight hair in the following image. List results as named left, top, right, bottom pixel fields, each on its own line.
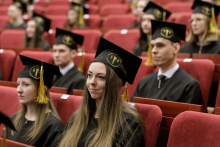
left=12, top=79, right=63, bottom=143
left=138, top=15, right=150, bottom=52
left=58, top=64, right=143, bottom=147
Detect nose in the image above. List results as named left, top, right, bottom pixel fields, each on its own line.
left=191, top=19, right=196, bottom=26
left=90, top=76, right=96, bottom=85
left=17, top=85, right=23, bottom=94
left=152, top=46, right=158, bottom=54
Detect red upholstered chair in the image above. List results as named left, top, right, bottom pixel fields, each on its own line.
left=0, top=50, right=16, bottom=81
left=44, top=5, right=70, bottom=15
left=49, top=0, right=70, bottom=5
left=50, top=92, right=83, bottom=125
left=102, top=14, right=135, bottom=28
left=99, top=4, right=130, bottom=15
left=35, top=0, right=47, bottom=6
left=11, top=51, right=53, bottom=82
left=2, top=0, right=12, bottom=6
left=134, top=103, right=162, bottom=147
left=46, top=15, right=67, bottom=29
left=167, top=111, right=220, bottom=147
left=164, top=2, right=193, bottom=13
left=0, top=138, right=34, bottom=147
left=0, top=29, right=25, bottom=49
left=215, top=78, right=220, bottom=107
left=87, top=4, right=99, bottom=14
left=98, top=0, right=123, bottom=5
left=0, top=6, right=8, bottom=15
left=103, top=29, right=139, bottom=52
left=86, top=0, right=97, bottom=4
left=175, top=12, right=192, bottom=30
left=33, top=5, right=43, bottom=14
left=84, top=14, right=101, bottom=28
left=0, top=16, right=9, bottom=30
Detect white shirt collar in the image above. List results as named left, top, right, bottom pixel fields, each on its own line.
left=60, top=62, right=74, bottom=76
left=157, top=63, right=179, bottom=80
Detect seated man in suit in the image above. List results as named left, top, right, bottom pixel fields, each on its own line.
left=131, top=20, right=201, bottom=104
left=52, top=28, right=86, bottom=94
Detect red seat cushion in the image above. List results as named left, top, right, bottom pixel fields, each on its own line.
left=46, top=15, right=67, bottom=29
left=0, top=16, right=9, bottom=30
left=0, top=6, right=8, bottom=15
left=98, top=0, right=123, bottom=4
left=175, top=12, right=192, bottom=30
left=33, top=5, right=43, bottom=14
left=87, top=4, right=99, bottom=14
left=45, top=5, right=70, bottom=15
left=49, top=0, right=70, bottom=5
left=99, top=4, right=130, bottom=15
left=84, top=14, right=101, bottom=28
left=165, top=2, right=193, bottom=13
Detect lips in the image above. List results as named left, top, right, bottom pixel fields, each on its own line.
left=89, top=88, right=98, bottom=92
left=18, top=96, right=24, bottom=99
left=153, top=56, right=160, bottom=61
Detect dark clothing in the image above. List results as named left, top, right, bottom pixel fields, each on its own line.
left=181, top=41, right=220, bottom=56
left=53, top=113, right=145, bottom=147
left=0, top=71, right=3, bottom=80
left=41, top=40, right=51, bottom=51
left=6, top=112, right=64, bottom=147
left=132, top=44, right=149, bottom=56
left=129, top=22, right=140, bottom=29
left=131, top=68, right=201, bottom=104
left=4, top=22, right=26, bottom=29
left=53, top=66, right=86, bottom=94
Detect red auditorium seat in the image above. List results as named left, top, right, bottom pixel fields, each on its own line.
left=215, top=78, right=220, bottom=107
left=0, top=6, right=8, bottom=15
left=98, top=0, right=123, bottom=4
left=175, top=12, right=192, bottom=30
left=153, top=0, right=186, bottom=5
left=46, top=15, right=67, bottom=29
left=86, top=0, right=97, bottom=4
left=87, top=4, right=99, bottom=14
left=102, top=14, right=135, bottom=28
left=44, top=5, right=70, bottom=15
left=49, top=0, right=70, bottom=5
left=35, top=0, right=47, bottom=6
left=33, top=5, right=43, bottom=14
left=99, top=4, right=130, bottom=15
left=165, top=2, right=193, bottom=13
left=0, top=16, right=9, bottom=30
left=134, top=103, right=162, bottom=147
left=0, top=50, right=16, bottom=81
left=0, top=138, right=34, bottom=147
left=103, top=29, right=139, bottom=52
left=11, top=51, right=53, bottom=82
left=167, top=111, right=220, bottom=147
left=0, top=29, right=25, bottom=49
left=2, top=0, right=12, bottom=6
left=50, top=92, right=83, bottom=125
left=84, top=14, right=101, bottom=28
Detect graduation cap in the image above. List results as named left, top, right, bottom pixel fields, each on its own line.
left=54, top=28, right=84, bottom=50
left=71, top=2, right=88, bottom=25
left=13, top=1, right=27, bottom=14
left=143, top=1, right=171, bottom=21
left=18, top=55, right=61, bottom=104
left=14, top=0, right=33, bottom=4
left=0, top=111, right=16, bottom=131
left=192, top=0, right=220, bottom=33
left=32, top=12, right=51, bottom=32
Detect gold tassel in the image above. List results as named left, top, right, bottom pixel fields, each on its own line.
left=209, top=6, right=218, bottom=33
left=1, top=127, right=7, bottom=147
left=130, top=3, right=134, bottom=10
left=122, top=82, right=129, bottom=102
left=78, top=5, right=84, bottom=25
left=35, top=62, right=49, bottom=104
left=78, top=48, right=84, bottom=73
left=162, top=11, right=166, bottom=21
left=144, top=36, right=153, bottom=66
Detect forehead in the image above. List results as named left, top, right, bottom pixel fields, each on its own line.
left=89, top=62, right=106, bottom=73
left=137, top=0, right=147, bottom=6
left=151, top=37, right=171, bottom=44
left=9, top=5, right=19, bottom=10
left=27, top=20, right=36, bottom=25
left=53, top=44, right=70, bottom=50
left=191, top=13, right=205, bottom=18
left=142, top=14, right=155, bottom=20
left=17, top=77, right=33, bottom=82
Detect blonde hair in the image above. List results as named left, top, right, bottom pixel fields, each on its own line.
left=58, top=64, right=143, bottom=147
left=186, top=14, right=219, bottom=42
left=12, top=79, right=63, bottom=143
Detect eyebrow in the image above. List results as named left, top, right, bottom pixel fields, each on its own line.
left=88, top=71, right=105, bottom=75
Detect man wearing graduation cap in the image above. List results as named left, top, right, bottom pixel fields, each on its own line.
left=131, top=20, right=202, bottom=104
left=4, top=1, right=26, bottom=29
left=53, top=28, right=86, bottom=94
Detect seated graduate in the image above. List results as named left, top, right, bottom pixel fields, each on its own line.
left=5, top=55, right=64, bottom=147
left=131, top=20, right=202, bottom=105
left=132, top=1, right=171, bottom=56
left=181, top=0, right=220, bottom=55
left=53, top=38, right=145, bottom=147
left=24, top=12, right=51, bottom=51
left=4, top=1, right=26, bottom=29
left=52, top=28, right=86, bottom=94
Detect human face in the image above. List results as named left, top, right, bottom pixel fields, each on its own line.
left=52, top=44, right=76, bottom=68
left=151, top=37, right=179, bottom=67
left=67, top=10, right=78, bottom=25
left=202, top=0, right=214, bottom=4
left=86, top=62, right=106, bottom=101
left=136, top=0, right=147, bottom=18
left=7, top=5, right=21, bottom=19
left=141, top=14, right=155, bottom=34
left=17, top=78, right=38, bottom=105
left=190, top=13, right=206, bottom=36
left=26, top=20, right=36, bottom=38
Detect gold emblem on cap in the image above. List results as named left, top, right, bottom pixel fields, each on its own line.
left=22, top=0, right=28, bottom=4
left=153, top=9, right=162, bottom=19
left=106, top=53, right=122, bottom=67
left=74, top=6, right=80, bottom=11
left=161, top=27, right=173, bottom=38
left=202, top=5, right=211, bottom=16
left=35, top=16, right=44, bottom=24
left=15, top=2, right=21, bottom=8
left=62, top=35, right=74, bottom=45
left=29, top=65, right=41, bottom=79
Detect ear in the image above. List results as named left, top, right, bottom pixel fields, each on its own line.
left=71, top=49, right=77, bottom=58
left=173, top=43, right=180, bottom=54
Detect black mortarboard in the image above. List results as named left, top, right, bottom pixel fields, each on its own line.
left=32, top=12, right=51, bottom=32
left=13, top=1, right=27, bottom=14
left=93, top=37, right=142, bottom=86
left=18, top=55, right=61, bottom=89
left=143, top=1, right=171, bottom=21
left=0, top=111, right=16, bottom=131
left=54, top=28, right=84, bottom=50
left=192, top=0, right=220, bottom=18
left=151, top=20, right=186, bottom=44
left=71, top=2, right=88, bottom=14
left=14, top=0, right=33, bottom=4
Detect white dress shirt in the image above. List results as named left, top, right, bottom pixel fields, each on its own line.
left=60, top=62, right=74, bottom=76
left=157, top=63, right=179, bottom=80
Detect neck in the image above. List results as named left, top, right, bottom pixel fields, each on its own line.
left=147, top=34, right=151, bottom=42
left=197, top=35, right=210, bottom=46
left=12, top=17, right=24, bottom=27
left=25, top=103, right=36, bottom=121
left=59, top=61, right=73, bottom=70
left=94, top=99, right=101, bottom=117
left=160, top=59, right=177, bottom=74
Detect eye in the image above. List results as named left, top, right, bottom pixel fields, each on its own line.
left=87, top=73, right=92, bottom=77
left=24, top=83, right=29, bottom=86
left=98, top=76, right=105, bottom=79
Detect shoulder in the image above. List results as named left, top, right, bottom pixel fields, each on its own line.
left=10, top=112, right=19, bottom=120
left=139, top=72, right=157, bottom=83
left=46, top=113, right=64, bottom=129
left=178, top=69, right=199, bottom=85
left=4, top=24, right=12, bottom=28
left=73, top=66, right=86, bottom=79
left=181, top=42, right=194, bottom=51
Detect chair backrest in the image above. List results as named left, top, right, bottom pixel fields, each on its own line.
left=0, top=50, right=16, bottom=81
left=73, top=89, right=84, bottom=96
left=84, top=14, right=101, bottom=28
left=87, top=4, right=99, bottom=14
left=153, top=0, right=186, bottom=5
left=0, top=15, right=9, bottom=30
left=49, top=0, right=70, bottom=5
left=215, top=78, right=220, bottom=107
left=0, top=138, right=34, bottom=147
left=45, top=5, right=70, bottom=15
left=134, top=103, right=162, bottom=147
left=0, top=6, right=8, bottom=15
left=104, top=29, right=139, bottom=52
left=50, top=87, right=68, bottom=94
left=46, top=15, right=67, bottom=29
left=98, top=0, right=123, bottom=5
left=167, top=111, right=220, bottom=147
left=175, top=12, right=192, bottom=30
left=11, top=51, right=53, bottom=82
left=99, top=4, right=130, bottom=15
left=165, top=2, right=193, bottom=13
left=193, top=53, right=220, bottom=64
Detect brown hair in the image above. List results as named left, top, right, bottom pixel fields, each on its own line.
left=138, top=16, right=150, bottom=52
left=12, top=79, right=63, bottom=143
left=58, top=64, right=143, bottom=147
left=66, top=9, right=85, bottom=29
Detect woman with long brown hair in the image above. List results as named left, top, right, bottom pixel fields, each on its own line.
left=24, top=13, right=51, bottom=51
left=54, top=37, right=145, bottom=147
left=181, top=0, right=220, bottom=54
left=5, top=55, right=64, bottom=147
left=132, top=1, right=171, bottom=56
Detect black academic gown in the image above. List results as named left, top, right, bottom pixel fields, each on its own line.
left=131, top=68, right=201, bottom=104
left=53, top=66, right=86, bottom=94
left=132, top=44, right=149, bottom=56
left=129, top=22, right=140, bottom=29
left=53, top=113, right=145, bottom=147
left=181, top=40, right=220, bottom=56
left=41, top=40, right=51, bottom=51
left=4, top=22, right=26, bottom=29
left=6, top=112, right=64, bottom=147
